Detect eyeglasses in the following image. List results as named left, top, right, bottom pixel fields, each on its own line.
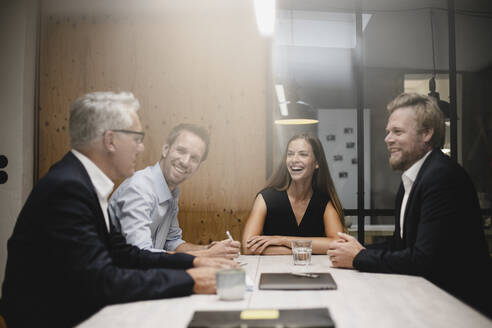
left=110, top=129, right=145, bottom=144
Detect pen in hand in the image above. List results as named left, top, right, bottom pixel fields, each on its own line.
left=226, top=230, right=243, bottom=259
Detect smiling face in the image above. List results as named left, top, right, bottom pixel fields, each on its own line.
left=384, top=106, right=432, bottom=172
left=286, top=138, right=319, bottom=182
left=160, top=130, right=206, bottom=191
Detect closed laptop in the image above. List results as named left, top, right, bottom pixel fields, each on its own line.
left=187, top=307, right=335, bottom=328
left=259, top=273, right=337, bottom=290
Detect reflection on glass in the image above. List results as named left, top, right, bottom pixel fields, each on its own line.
left=271, top=1, right=492, bottom=248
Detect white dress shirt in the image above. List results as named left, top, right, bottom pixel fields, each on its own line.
left=71, top=149, right=114, bottom=231
left=399, top=151, right=431, bottom=238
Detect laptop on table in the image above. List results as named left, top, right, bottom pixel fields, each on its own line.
left=259, top=272, right=337, bottom=290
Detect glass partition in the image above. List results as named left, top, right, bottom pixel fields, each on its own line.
left=271, top=0, right=492, bottom=246
left=455, top=1, right=492, bottom=251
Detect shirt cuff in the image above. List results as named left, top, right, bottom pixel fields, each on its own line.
left=353, top=249, right=367, bottom=270
left=165, top=238, right=186, bottom=251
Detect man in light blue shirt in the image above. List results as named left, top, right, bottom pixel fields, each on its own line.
left=109, top=123, right=240, bottom=258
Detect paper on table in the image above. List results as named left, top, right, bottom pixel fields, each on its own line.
left=240, top=309, right=279, bottom=320
left=245, top=275, right=254, bottom=291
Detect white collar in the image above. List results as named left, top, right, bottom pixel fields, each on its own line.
left=152, top=162, right=179, bottom=203
left=402, top=150, right=432, bottom=184
left=71, top=149, right=114, bottom=201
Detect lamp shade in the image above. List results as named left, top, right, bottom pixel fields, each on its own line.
left=274, top=101, right=318, bottom=125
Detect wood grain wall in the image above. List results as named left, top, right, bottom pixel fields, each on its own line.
left=39, top=0, right=269, bottom=244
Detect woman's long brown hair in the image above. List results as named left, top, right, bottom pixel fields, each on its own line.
left=265, top=134, right=345, bottom=227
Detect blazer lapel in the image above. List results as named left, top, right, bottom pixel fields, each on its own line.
left=394, top=183, right=404, bottom=245
left=400, top=150, right=439, bottom=243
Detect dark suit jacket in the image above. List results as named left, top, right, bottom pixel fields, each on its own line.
left=354, top=150, right=491, bottom=316
left=0, top=152, right=196, bottom=327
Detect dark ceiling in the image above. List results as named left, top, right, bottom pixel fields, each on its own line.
left=273, top=0, right=492, bottom=109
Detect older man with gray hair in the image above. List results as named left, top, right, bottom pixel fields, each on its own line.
left=0, top=91, right=237, bottom=328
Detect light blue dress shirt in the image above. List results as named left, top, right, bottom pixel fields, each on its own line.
left=108, top=162, right=185, bottom=252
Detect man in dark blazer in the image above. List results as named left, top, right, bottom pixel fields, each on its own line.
left=327, top=93, right=491, bottom=317
left=0, top=92, right=236, bottom=327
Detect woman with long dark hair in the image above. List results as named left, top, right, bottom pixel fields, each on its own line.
left=242, top=133, right=345, bottom=255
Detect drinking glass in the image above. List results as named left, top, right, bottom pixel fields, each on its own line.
left=291, top=240, right=312, bottom=265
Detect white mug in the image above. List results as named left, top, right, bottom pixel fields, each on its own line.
left=216, top=268, right=246, bottom=301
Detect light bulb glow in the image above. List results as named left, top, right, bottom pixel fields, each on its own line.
left=254, top=0, right=276, bottom=36
left=275, top=84, right=288, bottom=116
left=274, top=119, right=319, bottom=125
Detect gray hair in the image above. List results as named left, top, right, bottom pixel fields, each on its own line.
left=69, top=91, right=140, bottom=147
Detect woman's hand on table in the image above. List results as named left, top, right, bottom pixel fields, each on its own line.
left=246, top=235, right=289, bottom=254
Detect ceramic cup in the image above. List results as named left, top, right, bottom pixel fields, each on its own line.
left=216, top=268, right=246, bottom=301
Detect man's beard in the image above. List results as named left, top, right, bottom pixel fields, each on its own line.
left=388, top=148, right=427, bottom=171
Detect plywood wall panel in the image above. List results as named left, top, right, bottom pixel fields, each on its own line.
left=179, top=210, right=250, bottom=246
left=39, top=1, right=269, bottom=243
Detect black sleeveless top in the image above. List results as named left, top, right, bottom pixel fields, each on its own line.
left=260, top=187, right=329, bottom=237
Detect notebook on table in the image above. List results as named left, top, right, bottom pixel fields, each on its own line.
left=259, top=272, right=337, bottom=290
left=187, top=307, right=335, bottom=328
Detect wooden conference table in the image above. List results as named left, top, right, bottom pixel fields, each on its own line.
left=78, top=255, right=491, bottom=328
